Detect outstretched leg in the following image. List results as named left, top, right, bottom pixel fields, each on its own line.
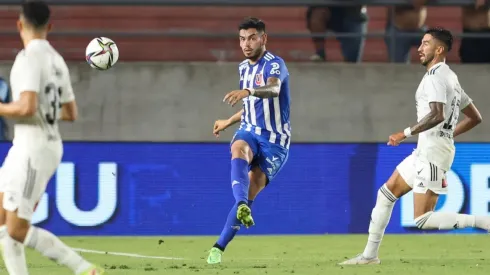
left=339, top=168, right=412, bottom=265
left=207, top=165, right=267, bottom=264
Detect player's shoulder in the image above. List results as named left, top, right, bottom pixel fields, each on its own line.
left=238, top=59, right=248, bottom=70
left=264, top=51, right=286, bottom=65
left=426, top=63, right=454, bottom=80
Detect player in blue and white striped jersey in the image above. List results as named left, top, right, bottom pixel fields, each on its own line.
left=207, top=17, right=291, bottom=264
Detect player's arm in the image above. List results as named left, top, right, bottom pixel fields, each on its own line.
left=0, top=53, right=41, bottom=118
left=389, top=75, right=446, bottom=145
left=0, top=92, right=37, bottom=118
left=61, top=101, right=77, bottom=121
left=408, top=102, right=445, bottom=136
left=224, top=60, right=288, bottom=106
left=213, top=109, right=243, bottom=137
left=245, top=77, right=281, bottom=98
left=405, top=74, right=447, bottom=137
left=228, top=109, right=244, bottom=126
left=454, top=92, right=482, bottom=137
left=246, top=60, right=288, bottom=98
left=60, top=66, right=77, bottom=122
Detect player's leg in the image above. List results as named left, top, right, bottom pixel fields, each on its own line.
left=230, top=139, right=256, bottom=227
left=0, top=150, right=30, bottom=275
left=207, top=133, right=257, bottom=264
left=2, top=149, right=104, bottom=275
left=413, top=163, right=490, bottom=231
left=207, top=166, right=266, bottom=264
left=340, top=154, right=415, bottom=265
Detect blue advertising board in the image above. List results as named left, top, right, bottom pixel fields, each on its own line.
left=0, top=142, right=488, bottom=236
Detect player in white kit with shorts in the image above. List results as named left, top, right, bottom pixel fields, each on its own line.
left=340, top=27, right=489, bottom=265
left=0, top=1, right=104, bottom=274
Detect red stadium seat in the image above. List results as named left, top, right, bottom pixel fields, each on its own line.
left=0, top=5, right=463, bottom=62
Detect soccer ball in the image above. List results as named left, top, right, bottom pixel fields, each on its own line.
left=85, top=37, right=119, bottom=70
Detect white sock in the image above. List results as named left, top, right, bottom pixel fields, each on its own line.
left=0, top=225, right=29, bottom=275
left=415, top=211, right=490, bottom=230
left=24, top=226, right=92, bottom=275
left=362, top=184, right=397, bottom=259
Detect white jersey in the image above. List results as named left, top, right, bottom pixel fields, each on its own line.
left=414, top=62, right=472, bottom=171
left=9, top=39, right=74, bottom=148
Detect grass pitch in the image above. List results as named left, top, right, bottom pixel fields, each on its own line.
left=1, top=235, right=489, bottom=275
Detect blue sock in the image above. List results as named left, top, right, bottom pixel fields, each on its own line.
left=215, top=204, right=240, bottom=250
left=214, top=200, right=255, bottom=251
left=231, top=158, right=249, bottom=204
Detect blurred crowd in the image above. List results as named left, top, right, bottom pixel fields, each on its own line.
left=307, top=0, right=490, bottom=63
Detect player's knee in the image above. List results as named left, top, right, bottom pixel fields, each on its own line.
left=231, top=141, right=251, bottom=160
left=6, top=224, right=29, bottom=243
left=376, top=184, right=398, bottom=206
left=414, top=211, right=433, bottom=229
left=6, top=214, right=30, bottom=243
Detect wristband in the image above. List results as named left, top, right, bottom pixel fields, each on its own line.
left=403, top=127, right=412, bottom=138
left=246, top=88, right=255, bottom=96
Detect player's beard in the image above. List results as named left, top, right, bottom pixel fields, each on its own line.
left=245, top=47, right=265, bottom=62
left=421, top=53, right=434, bottom=67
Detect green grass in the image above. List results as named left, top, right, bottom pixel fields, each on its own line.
left=1, top=235, right=489, bottom=274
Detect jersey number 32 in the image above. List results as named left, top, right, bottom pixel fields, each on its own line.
left=44, top=83, right=62, bottom=125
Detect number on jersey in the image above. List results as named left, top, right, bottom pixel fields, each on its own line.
left=269, top=62, right=280, bottom=75
left=44, top=83, right=62, bottom=125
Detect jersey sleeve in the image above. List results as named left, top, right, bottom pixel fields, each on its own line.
left=18, top=53, right=42, bottom=94
left=60, top=64, right=75, bottom=104
left=264, top=58, right=288, bottom=83
left=460, top=89, right=473, bottom=110
left=425, top=74, right=447, bottom=104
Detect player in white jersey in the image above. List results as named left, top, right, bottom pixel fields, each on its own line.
left=340, top=27, right=488, bottom=265
left=0, top=1, right=104, bottom=274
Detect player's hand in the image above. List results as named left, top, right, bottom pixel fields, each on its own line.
left=213, top=119, right=231, bottom=138
left=476, top=0, right=486, bottom=8
left=387, top=132, right=406, bottom=146
left=223, top=89, right=250, bottom=107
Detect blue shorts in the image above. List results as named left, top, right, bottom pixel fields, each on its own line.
left=231, top=130, right=289, bottom=183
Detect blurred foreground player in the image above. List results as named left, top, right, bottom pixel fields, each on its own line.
left=340, top=27, right=487, bottom=265
left=0, top=1, right=104, bottom=274
left=207, top=17, right=291, bottom=264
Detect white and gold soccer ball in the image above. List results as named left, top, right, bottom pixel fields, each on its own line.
left=85, top=37, right=119, bottom=70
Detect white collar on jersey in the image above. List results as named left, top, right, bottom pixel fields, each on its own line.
left=25, top=39, right=49, bottom=49
left=426, top=61, right=446, bottom=72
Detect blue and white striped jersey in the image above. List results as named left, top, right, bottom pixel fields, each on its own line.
left=238, top=51, right=291, bottom=149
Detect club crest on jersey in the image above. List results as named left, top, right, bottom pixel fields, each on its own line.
left=255, top=73, right=263, bottom=85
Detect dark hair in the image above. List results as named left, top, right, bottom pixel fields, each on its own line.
left=21, top=0, right=51, bottom=28
left=425, top=27, right=453, bottom=52
left=238, top=17, right=266, bottom=33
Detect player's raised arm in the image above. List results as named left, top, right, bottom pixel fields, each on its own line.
left=454, top=91, right=482, bottom=137
left=0, top=55, right=39, bottom=118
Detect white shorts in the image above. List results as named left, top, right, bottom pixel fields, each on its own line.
left=0, top=143, right=62, bottom=221
left=396, top=152, right=448, bottom=195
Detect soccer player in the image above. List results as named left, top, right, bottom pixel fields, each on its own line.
left=0, top=1, right=104, bottom=274
left=340, top=27, right=487, bottom=265
left=207, top=17, right=291, bottom=264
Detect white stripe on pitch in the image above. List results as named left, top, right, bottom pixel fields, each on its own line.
left=74, top=247, right=185, bottom=260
